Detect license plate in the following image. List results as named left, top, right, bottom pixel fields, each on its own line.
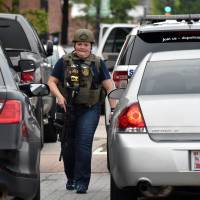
left=191, top=151, right=200, bottom=171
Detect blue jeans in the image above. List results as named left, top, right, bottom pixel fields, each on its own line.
left=62, top=102, right=101, bottom=187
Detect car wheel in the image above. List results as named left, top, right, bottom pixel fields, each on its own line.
left=44, top=118, right=57, bottom=143
left=110, top=175, right=137, bottom=200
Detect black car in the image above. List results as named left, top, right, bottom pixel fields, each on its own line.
left=0, top=13, right=55, bottom=143
left=0, top=45, right=49, bottom=199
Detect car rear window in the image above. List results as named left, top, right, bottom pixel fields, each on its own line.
left=119, top=31, right=200, bottom=65
left=0, top=18, right=31, bottom=50
left=139, top=59, right=200, bottom=95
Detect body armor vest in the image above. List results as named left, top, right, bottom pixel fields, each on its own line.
left=61, top=52, right=102, bottom=106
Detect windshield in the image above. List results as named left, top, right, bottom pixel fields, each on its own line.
left=139, top=59, right=200, bottom=95
left=119, top=31, right=200, bottom=65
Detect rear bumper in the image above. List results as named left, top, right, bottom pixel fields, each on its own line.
left=109, top=134, right=200, bottom=188
left=0, top=168, right=39, bottom=199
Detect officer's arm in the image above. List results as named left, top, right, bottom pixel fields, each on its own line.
left=48, top=76, right=67, bottom=112
left=102, top=79, right=116, bottom=109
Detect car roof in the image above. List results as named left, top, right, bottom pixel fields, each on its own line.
left=140, top=22, right=200, bottom=32
left=130, top=14, right=200, bottom=35
left=149, top=49, right=200, bottom=62
left=130, top=22, right=200, bottom=35
left=0, top=13, right=24, bottom=20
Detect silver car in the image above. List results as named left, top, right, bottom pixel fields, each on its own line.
left=108, top=49, right=200, bottom=200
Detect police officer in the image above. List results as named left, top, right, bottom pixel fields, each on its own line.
left=48, top=29, right=115, bottom=194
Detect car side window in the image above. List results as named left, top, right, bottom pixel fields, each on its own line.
left=103, top=27, right=132, bottom=53
left=117, top=35, right=135, bottom=65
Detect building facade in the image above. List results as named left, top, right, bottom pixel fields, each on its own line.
left=2, top=0, right=93, bottom=45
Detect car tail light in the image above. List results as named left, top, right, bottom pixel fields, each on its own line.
left=118, top=102, right=146, bottom=132
left=21, top=70, right=35, bottom=83
left=113, top=71, right=128, bottom=88
left=0, top=100, right=22, bottom=124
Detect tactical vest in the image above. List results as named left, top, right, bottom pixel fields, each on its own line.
left=61, top=52, right=102, bottom=106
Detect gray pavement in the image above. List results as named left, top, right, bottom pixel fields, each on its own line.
left=41, top=115, right=110, bottom=200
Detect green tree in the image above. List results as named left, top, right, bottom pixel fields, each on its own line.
left=22, top=9, right=48, bottom=34
left=73, top=0, right=139, bottom=23
left=0, top=1, right=47, bottom=35
left=152, top=0, right=200, bottom=15
left=0, top=0, right=19, bottom=13
left=173, top=0, right=200, bottom=14
left=110, top=0, right=139, bottom=22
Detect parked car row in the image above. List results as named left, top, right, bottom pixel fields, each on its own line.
left=0, top=44, right=50, bottom=199
left=107, top=14, right=200, bottom=200
left=0, top=13, right=67, bottom=199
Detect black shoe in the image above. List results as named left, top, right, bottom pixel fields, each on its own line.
left=76, top=184, right=87, bottom=194
left=66, top=180, right=76, bottom=190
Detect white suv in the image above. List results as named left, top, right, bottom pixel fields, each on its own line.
left=105, top=14, right=200, bottom=130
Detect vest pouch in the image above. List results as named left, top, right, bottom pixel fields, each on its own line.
left=75, top=88, right=101, bottom=106
left=75, top=87, right=90, bottom=104
left=88, top=88, right=101, bottom=106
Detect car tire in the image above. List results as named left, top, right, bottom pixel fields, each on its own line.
left=44, top=118, right=57, bottom=143
left=110, top=175, right=137, bottom=200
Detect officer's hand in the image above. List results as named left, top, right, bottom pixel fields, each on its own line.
left=57, top=95, right=67, bottom=112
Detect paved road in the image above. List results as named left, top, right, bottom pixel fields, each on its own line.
left=41, top=115, right=110, bottom=200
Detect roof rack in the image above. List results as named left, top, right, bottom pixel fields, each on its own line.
left=141, top=14, right=200, bottom=24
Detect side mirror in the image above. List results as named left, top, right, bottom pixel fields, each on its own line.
left=18, top=60, right=36, bottom=72
left=30, top=84, right=50, bottom=96
left=46, top=40, right=53, bottom=56
left=108, top=88, right=125, bottom=100
left=19, top=83, right=50, bottom=97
